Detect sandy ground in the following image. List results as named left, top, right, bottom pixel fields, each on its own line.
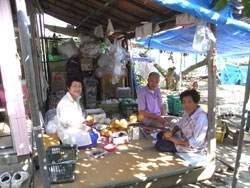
left=164, top=81, right=250, bottom=188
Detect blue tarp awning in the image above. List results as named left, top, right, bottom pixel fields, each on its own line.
left=136, top=0, right=250, bottom=57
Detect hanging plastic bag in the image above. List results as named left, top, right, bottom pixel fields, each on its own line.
left=58, top=38, right=79, bottom=59
left=107, top=19, right=115, bottom=36
left=192, top=21, right=216, bottom=52
left=94, top=25, right=104, bottom=38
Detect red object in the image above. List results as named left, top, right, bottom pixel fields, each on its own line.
left=103, top=143, right=117, bottom=152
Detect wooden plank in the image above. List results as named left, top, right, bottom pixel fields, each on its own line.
left=50, top=150, right=191, bottom=188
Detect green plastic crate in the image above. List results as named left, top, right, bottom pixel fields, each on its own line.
left=167, top=95, right=184, bottom=115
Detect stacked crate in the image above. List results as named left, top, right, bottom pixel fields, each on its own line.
left=83, top=78, right=98, bottom=108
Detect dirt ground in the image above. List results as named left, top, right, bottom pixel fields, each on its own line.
left=163, top=81, right=250, bottom=188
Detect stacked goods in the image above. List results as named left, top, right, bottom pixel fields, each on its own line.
left=66, top=57, right=82, bottom=81
left=100, top=118, right=128, bottom=137
left=119, top=98, right=138, bottom=118
left=98, top=99, right=119, bottom=118
left=83, top=78, right=98, bottom=108
left=79, top=57, right=93, bottom=71
left=115, top=87, right=131, bottom=98
left=48, top=90, right=65, bottom=109
left=100, top=75, right=125, bottom=100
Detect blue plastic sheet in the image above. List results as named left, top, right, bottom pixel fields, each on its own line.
left=220, top=64, right=248, bottom=85
left=136, top=0, right=250, bottom=57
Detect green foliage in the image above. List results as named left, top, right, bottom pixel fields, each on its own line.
left=243, top=0, right=250, bottom=18
left=215, top=0, right=229, bottom=12
left=136, top=74, right=147, bottom=86
left=215, top=0, right=250, bottom=18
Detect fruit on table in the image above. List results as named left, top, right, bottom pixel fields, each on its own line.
left=129, top=114, right=137, bottom=123
left=119, top=119, right=128, bottom=129
left=86, top=115, right=95, bottom=124
left=163, top=131, right=173, bottom=139
left=137, top=114, right=144, bottom=122
left=104, top=118, right=111, bottom=124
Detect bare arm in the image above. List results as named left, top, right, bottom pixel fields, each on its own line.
left=160, top=104, right=166, bottom=115
left=167, top=125, right=189, bottom=146
left=139, top=109, right=167, bottom=124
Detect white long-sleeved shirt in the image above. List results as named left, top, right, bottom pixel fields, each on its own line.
left=56, top=92, right=92, bottom=146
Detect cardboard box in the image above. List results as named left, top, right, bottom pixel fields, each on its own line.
left=100, top=76, right=125, bottom=99
left=50, top=72, right=66, bottom=91
left=109, top=131, right=129, bottom=145
left=48, top=61, right=67, bottom=72
left=80, top=57, right=93, bottom=71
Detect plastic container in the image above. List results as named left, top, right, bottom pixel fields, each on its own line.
left=167, top=95, right=184, bottom=115
left=98, top=99, right=119, bottom=117
left=46, top=144, right=78, bottom=184
left=103, top=143, right=117, bottom=152
left=216, top=125, right=226, bottom=143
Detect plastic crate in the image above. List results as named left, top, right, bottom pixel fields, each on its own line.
left=46, top=144, right=78, bottom=184
left=119, top=98, right=138, bottom=118
left=167, top=95, right=184, bottom=115
left=98, top=100, right=119, bottom=117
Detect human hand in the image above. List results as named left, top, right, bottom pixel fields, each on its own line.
left=85, top=126, right=91, bottom=133
left=157, top=116, right=168, bottom=125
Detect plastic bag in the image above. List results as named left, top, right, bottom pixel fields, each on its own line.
left=192, top=21, right=216, bottom=52
left=79, top=41, right=102, bottom=58
left=94, top=25, right=104, bottom=38
left=58, top=38, right=79, bottom=59
left=107, top=19, right=115, bottom=36
left=110, top=40, right=124, bottom=75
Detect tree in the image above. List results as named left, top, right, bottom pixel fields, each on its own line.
left=215, top=0, right=250, bottom=18
left=154, top=56, right=223, bottom=90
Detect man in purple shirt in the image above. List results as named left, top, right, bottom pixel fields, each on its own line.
left=137, top=72, right=168, bottom=128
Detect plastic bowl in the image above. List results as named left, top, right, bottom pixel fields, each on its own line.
left=103, top=143, right=117, bottom=152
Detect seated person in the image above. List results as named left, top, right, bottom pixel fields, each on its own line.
left=137, top=72, right=168, bottom=129
left=187, top=81, right=199, bottom=90
left=56, top=78, right=99, bottom=149
left=155, top=89, right=208, bottom=153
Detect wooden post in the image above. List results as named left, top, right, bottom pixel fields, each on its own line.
left=206, top=23, right=217, bottom=162
left=232, top=55, right=250, bottom=187
left=0, top=0, right=30, bottom=155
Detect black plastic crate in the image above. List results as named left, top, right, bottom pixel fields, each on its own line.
left=46, top=144, right=78, bottom=184
left=119, top=98, right=138, bottom=118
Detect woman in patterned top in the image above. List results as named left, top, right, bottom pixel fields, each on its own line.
left=155, top=89, right=208, bottom=153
